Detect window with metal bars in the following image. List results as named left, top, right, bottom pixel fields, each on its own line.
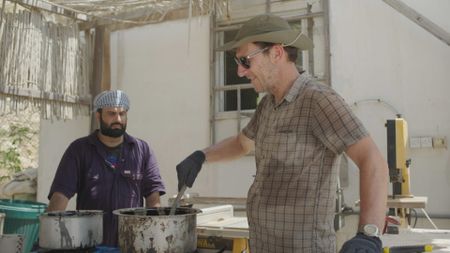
left=220, top=23, right=305, bottom=112
left=211, top=7, right=330, bottom=144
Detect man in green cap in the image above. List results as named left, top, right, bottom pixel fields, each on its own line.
left=177, top=14, right=388, bottom=252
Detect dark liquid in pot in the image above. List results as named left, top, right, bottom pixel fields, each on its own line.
left=46, top=210, right=101, bottom=217
left=119, top=207, right=199, bottom=216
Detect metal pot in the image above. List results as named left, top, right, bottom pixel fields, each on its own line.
left=113, top=207, right=201, bottom=253
left=38, top=210, right=103, bottom=250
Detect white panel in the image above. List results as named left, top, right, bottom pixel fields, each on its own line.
left=36, top=0, right=450, bottom=218
left=330, top=0, right=450, bottom=216
left=37, top=116, right=90, bottom=210
left=111, top=16, right=215, bottom=204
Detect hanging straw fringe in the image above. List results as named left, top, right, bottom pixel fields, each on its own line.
left=0, top=7, right=92, bottom=120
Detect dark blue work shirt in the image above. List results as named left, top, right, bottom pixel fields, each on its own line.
left=48, top=130, right=166, bottom=246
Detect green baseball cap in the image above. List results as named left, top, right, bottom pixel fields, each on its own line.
left=217, top=14, right=314, bottom=51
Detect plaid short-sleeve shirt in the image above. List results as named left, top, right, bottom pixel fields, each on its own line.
left=242, top=75, right=368, bottom=252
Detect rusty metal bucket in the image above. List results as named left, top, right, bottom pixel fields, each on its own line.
left=113, top=207, right=201, bottom=253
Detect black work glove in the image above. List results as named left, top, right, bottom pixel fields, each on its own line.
left=339, top=233, right=382, bottom=253
left=176, top=150, right=206, bottom=191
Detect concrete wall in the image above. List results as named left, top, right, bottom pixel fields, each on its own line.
left=37, top=116, right=90, bottom=209
left=110, top=16, right=214, bottom=204
left=329, top=0, right=450, bottom=216
left=37, top=17, right=215, bottom=207
left=38, top=0, right=450, bottom=216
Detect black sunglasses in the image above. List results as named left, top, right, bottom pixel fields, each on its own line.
left=233, top=47, right=270, bottom=69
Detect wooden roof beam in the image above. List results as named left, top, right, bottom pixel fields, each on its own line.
left=78, top=5, right=204, bottom=31
left=8, top=0, right=88, bottom=21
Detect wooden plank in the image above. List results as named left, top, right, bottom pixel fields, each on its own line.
left=382, top=228, right=450, bottom=252
left=79, top=2, right=209, bottom=31
left=101, top=27, right=111, bottom=89
left=90, top=26, right=110, bottom=130
left=0, top=85, right=91, bottom=104
left=197, top=226, right=249, bottom=238
left=356, top=196, right=427, bottom=209
left=215, top=11, right=324, bottom=31
left=8, top=0, right=88, bottom=21
left=79, top=5, right=165, bottom=30
left=383, top=0, right=450, bottom=46
left=387, top=196, right=427, bottom=209
left=179, top=196, right=247, bottom=206
left=322, top=0, right=331, bottom=85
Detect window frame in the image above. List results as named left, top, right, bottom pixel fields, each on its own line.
left=209, top=1, right=330, bottom=144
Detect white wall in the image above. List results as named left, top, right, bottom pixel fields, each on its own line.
left=110, top=1, right=450, bottom=215
left=110, top=16, right=214, bottom=204
left=37, top=1, right=450, bottom=217
left=329, top=0, right=450, bottom=216
left=213, top=116, right=256, bottom=197
left=37, top=116, right=90, bottom=209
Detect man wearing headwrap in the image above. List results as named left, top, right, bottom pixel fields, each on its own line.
left=47, top=90, right=166, bottom=247
left=176, top=14, right=388, bottom=252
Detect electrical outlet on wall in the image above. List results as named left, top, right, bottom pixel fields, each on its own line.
left=432, top=137, right=447, bottom=149
left=409, top=137, right=421, bottom=149
left=420, top=137, right=433, bottom=148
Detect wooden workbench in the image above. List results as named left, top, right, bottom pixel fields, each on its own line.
left=382, top=228, right=450, bottom=252
left=387, top=196, right=428, bottom=209
left=356, top=196, right=428, bottom=209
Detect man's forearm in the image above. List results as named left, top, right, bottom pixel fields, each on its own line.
left=145, top=191, right=161, bottom=207
left=359, top=159, right=388, bottom=231
left=47, top=192, right=69, bottom=211
left=203, top=133, right=254, bottom=163
left=346, top=136, right=389, bottom=231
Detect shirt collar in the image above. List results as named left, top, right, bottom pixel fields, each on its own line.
left=284, top=74, right=310, bottom=103
left=271, top=74, right=310, bottom=107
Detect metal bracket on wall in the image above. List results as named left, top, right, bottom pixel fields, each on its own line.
left=383, top=0, right=450, bottom=46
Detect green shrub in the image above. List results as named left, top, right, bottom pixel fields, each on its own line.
left=0, top=124, right=37, bottom=180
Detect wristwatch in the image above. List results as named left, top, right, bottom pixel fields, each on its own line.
left=358, top=224, right=381, bottom=237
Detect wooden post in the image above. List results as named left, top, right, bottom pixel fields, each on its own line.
left=91, top=26, right=111, bottom=132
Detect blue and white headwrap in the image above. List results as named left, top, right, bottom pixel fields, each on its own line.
left=93, top=90, right=130, bottom=111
